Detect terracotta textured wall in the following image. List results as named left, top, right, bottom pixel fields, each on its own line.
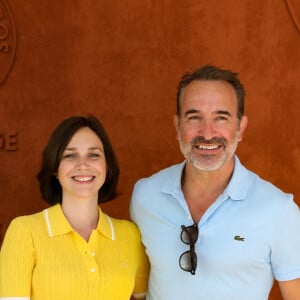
left=0, top=1, right=299, bottom=299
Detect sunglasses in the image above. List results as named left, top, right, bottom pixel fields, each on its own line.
left=179, top=223, right=198, bottom=275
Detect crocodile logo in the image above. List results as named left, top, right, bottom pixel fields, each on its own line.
left=234, top=235, right=245, bottom=242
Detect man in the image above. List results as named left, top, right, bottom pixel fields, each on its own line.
left=130, top=65, right=300, bottom=300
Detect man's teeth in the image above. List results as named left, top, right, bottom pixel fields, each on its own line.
left=198, top=144, right=219, bottom=150
left=73, top=176, right=93, bottom=182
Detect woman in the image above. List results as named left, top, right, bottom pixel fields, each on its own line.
left=0, top=115, right=149, bottom=300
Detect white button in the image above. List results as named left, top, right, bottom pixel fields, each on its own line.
left=92, top=252, right=96, bottom=256
left=90, top=268, right=95, bottom=272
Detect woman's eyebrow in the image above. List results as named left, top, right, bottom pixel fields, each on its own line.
left=63, top=146, right=104, bottom=152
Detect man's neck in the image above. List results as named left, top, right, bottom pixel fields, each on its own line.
left=181, top=158, right=235, bottom=223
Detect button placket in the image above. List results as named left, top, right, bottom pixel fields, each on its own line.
left=72, top=233, right=99, bottom=277
left=86, top=249, right=98, bottom=274
left=79, top=243, right=99, bottom=275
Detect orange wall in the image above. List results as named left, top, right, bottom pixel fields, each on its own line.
left=1, top=1, right=300, bottom=299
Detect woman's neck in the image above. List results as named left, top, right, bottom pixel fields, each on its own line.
left=61, top=199, right=99, bottom=242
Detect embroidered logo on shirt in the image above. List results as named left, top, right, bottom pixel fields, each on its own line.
left=234, top=235, right=245, bottom=241
left=120, top=262, right=128, bottom=268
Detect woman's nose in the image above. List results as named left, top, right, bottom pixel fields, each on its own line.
left=75, top=157, right=89, bottom=169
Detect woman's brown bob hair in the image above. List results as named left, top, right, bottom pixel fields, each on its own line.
left=37, top=115, right=119, bottom=205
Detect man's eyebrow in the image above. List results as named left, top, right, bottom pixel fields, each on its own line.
left=216, top=110, right=232, bottom=117
left=183, top=109, right=233, bottom=118
left=183, top=109, right=200, bottom=117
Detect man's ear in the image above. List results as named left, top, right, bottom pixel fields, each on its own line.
left=173, top=114, right=179, bottom=129
left=173, top=114, right=180, bottom=139
left=238, top=115, right=248, bottom=141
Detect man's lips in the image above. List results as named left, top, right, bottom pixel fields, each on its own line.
left=191, top=136, right=226, bottom=149
left=196, top=144, right=221, bottom=150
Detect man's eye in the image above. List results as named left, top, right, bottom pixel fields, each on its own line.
left=216, top=116, right=227, bottom=121
left=188, top=115, right=200, bottom=120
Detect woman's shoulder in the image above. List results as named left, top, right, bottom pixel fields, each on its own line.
left=107, top=215, right=141, bottom=237
left=8, top=209, right=45, bottom=229
left=109, top=215, right=138, bottom=228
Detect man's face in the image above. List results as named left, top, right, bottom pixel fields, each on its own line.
left=174, top=80, right=247, bottom=172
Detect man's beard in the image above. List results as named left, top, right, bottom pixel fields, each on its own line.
left=178, top=132, right=240, bottom=172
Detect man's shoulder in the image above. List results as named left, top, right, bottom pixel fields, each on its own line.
left=130, top=163, right=183, bottom=216
left=135, top=162, right=183, bottom=187
left=251, top=172, right=292, bottom=199
left=237, top=158, right=293, bottom=201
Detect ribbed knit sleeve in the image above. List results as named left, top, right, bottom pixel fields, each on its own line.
left=0, top=217, right=35, bottom=297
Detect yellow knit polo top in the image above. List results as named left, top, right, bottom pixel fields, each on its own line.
left=0, top=204, right=149, bottom=300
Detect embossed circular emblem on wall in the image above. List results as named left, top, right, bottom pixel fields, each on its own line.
left=0, top=0, right=16, bottom=86
left=285, top=0, right=300, bottom=34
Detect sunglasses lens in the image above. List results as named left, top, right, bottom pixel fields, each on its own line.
left=181, top=225, right=198, bottom=244
left=179, top=224, right=199, bottom=275
left=179, top=250, right=197, bottom=273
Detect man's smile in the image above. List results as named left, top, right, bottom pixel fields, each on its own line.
left=196, top=144, right=221, bottom=150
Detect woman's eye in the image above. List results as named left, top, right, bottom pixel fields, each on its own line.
left=89, top=153, right=100, bottom=158
left=63, top=153, right=76, bottom=159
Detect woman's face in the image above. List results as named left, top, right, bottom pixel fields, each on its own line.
left=57, top=127, right=107, bottom=202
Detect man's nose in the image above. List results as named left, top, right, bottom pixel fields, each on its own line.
left=198, top=120, right=216, bottom=140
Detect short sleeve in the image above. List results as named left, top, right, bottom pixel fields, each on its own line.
left=271, top=197, right=300, bottom=281
left=0, top=218, right=35, bottom=297
left=132, top=225, right=150, bottom=299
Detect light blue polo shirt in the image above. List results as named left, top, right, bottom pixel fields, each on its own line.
left=130, top=156, right=300, bottom=300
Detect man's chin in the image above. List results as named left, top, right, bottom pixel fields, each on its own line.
left=189, top=155, right=226, bottom=172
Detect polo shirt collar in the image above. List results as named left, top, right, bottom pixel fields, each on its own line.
left=162, top=155, right=250, bottom=201
left=161, top=161, right=185, bottom=197
left=97, top=209, right=115, bottom=240
left=43, top=204, right=115, bottom=240
left=223, top=156, right=250, bottom=201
